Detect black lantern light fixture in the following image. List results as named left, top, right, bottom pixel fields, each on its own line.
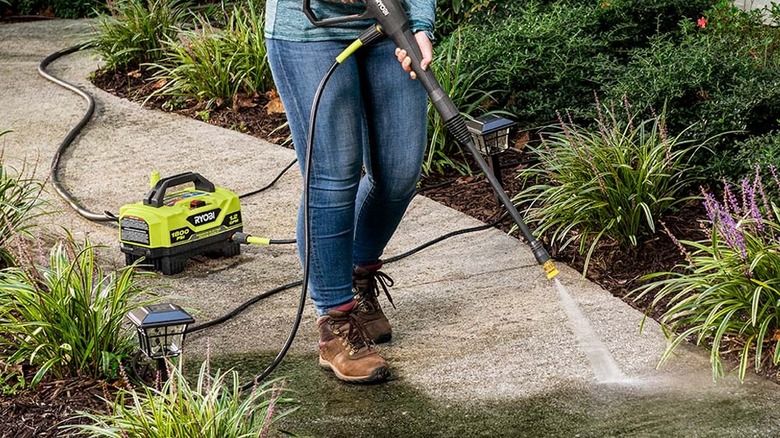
left=466, top=114, right=518, bottom=201
left=127, top=303, right=194, bottom=377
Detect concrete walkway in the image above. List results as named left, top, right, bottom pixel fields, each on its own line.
left=2, top=19, right=780, bottom=437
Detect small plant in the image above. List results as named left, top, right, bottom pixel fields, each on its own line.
left=68, top=360, right=296, bottom=437
left=0, top=130, right=46, bottom=268
left=147, top=0, right=272, bottom=109
left=424, top=30, right=497, bottom=175
left=0, top=237, right=157, bottom=387
left=635, top=166, right=780, bottom=380
left=87, top=0, right=193, bottom=71
left=514, top=106, right=704, bottom=274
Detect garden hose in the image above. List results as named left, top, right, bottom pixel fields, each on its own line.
left=39, top=44, right=118, bottom=224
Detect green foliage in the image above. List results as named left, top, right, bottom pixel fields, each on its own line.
left=0, top=238, right=157, bottom=387
left=87, top=0, right=192, bottom=71
left=609, top=2, right=780, bottom=178
left=68, top=360, right=296, bottom=437
left=711, top=131, right=780, bottom=181
left=457, top=1, right=619, bottom=126
left=0, top=131, right=46, bottom=268
left=435, top=0, right=496, bottom=36
left=424, top=30, right=497, bottom=175
left=634, top=168, right=780, bottom=380
left=4, top=0, right=104, bottom=18
left=514, top=108, right=703, bottom=274
left=148, top=0, right=272, bottom=109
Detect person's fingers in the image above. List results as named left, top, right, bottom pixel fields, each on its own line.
left=402, top=56, right=412, bottom=73
left=415, top=32, right=433, bottom=71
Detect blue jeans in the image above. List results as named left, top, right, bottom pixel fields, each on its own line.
left=267, top=38, right=428, bottom=316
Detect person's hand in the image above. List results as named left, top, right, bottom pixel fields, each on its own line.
left=394, top=31, right=433, bottom=80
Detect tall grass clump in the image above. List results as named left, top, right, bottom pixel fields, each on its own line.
left=635, top=166, right=780, bottom=380
left=88, top=0, right=193, bottom=71
left=424, top=30, right=497, bottom=175
left=68, top=360, right=296, bottom=437
left=513, top=106, right=704, bottom=274
left=0, top=130, right=46, bottom=268
left=148, top=0, right=272, bottom=109
left=0, top=237, right=157, bottom=387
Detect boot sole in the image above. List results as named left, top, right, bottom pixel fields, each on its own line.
left=319, top=357, right=391, bottom=384
left=374, top=333, right=392, bottom=344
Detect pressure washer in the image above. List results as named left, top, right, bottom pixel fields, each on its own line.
left=118, top=171, right=243, bottom=275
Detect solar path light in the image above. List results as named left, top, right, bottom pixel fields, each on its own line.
left=127, top=303, right=194, bottom=380
left=466, top=114, right=518, bottom=203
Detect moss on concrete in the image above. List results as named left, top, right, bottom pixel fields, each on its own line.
left=185, top=353, right=770, bottom=438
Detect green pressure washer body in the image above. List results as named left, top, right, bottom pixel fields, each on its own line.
left=119, top=172, right=243, bottom=275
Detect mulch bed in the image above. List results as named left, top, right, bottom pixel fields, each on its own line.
left=0, top=377, right=114, bottom=438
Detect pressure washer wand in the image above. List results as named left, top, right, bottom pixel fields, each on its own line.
left=306, top=0, right=558, bottom=278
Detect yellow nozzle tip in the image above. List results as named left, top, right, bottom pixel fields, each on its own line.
left=542, top=260, right=559, bottom=279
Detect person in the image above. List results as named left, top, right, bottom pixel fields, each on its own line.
left=264, top=0, right=435, bottom=383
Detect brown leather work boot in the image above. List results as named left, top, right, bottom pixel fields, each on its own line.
left=353, top=261, right=394, bottom=344
left=317, top=301, right=391, bottom=383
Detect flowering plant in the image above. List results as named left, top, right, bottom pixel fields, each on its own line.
left=635, top=165, right=780, bottom=380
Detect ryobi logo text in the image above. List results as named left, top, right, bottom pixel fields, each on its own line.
left=187, top=208, right=221, bottom=227
left=374, top=0, right=389, bottom=16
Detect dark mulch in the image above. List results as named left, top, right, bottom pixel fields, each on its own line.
left=0, top=377, right=115, bottom=438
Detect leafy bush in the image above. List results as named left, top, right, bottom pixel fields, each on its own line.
left=0, top=238, right=156, bottom=387
left=513, top=107, right=704, bottom=274
left=457, top=1, right=619, bottom=126
left=68, top=360, right=296, bottom=437
left=608, top=3, right=780, bottom=177
left=711, top=131, right=780, bottom=181
left=3, top=0, right=104, bottom=18
left=148, top=0, right=272, bottom=109
left=0, top=131, right=46, bottom=268
left=424, top=30, right=497, bottom=175
left=87, top=0, right=193, bottom=71
left=635, top=167, right=780, bottom=380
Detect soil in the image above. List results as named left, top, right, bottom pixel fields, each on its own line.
left=0, top=66, right=744, bottom=437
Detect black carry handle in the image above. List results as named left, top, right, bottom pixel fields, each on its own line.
left=144, top=172, right=216, bottom=208
left=302, top=0, right=372, bottom=26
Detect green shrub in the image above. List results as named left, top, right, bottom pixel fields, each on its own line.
left=4, top=0, right=104, bottom=18
left=68, top=360, right=296, bottom=437
left=0, top=238, right=156, bottom=387
left=0, top=131, right=46, bottom=268
left=424, top=30, right=498, bottom=175
left=710, top=131, right=780, bottom=181
left=514, top=108, right=704, bottom=274
left=148, top=0, right=272, bottom=109
left=457, top=1, right=620, bottom=126
left=87, top=0, right=192, bottom=71
left=635, top=167, right=780, bottom=380
left=608, top=3, right=780, bottom=178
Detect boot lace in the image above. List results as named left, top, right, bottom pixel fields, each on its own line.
left=354, top=270, right=396, bottom=309
left=328, top=312, right=374, bottom=355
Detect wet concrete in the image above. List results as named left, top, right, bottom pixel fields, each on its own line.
left=2, top=17, right=780, bottom=437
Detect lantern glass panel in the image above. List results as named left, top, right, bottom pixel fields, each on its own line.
left=483, top=128, right=511, bottom=155
left=136, top=324, right=188, bottom=359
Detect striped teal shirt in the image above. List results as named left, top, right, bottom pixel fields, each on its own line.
left=265, top=0, right=435, bottom=42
